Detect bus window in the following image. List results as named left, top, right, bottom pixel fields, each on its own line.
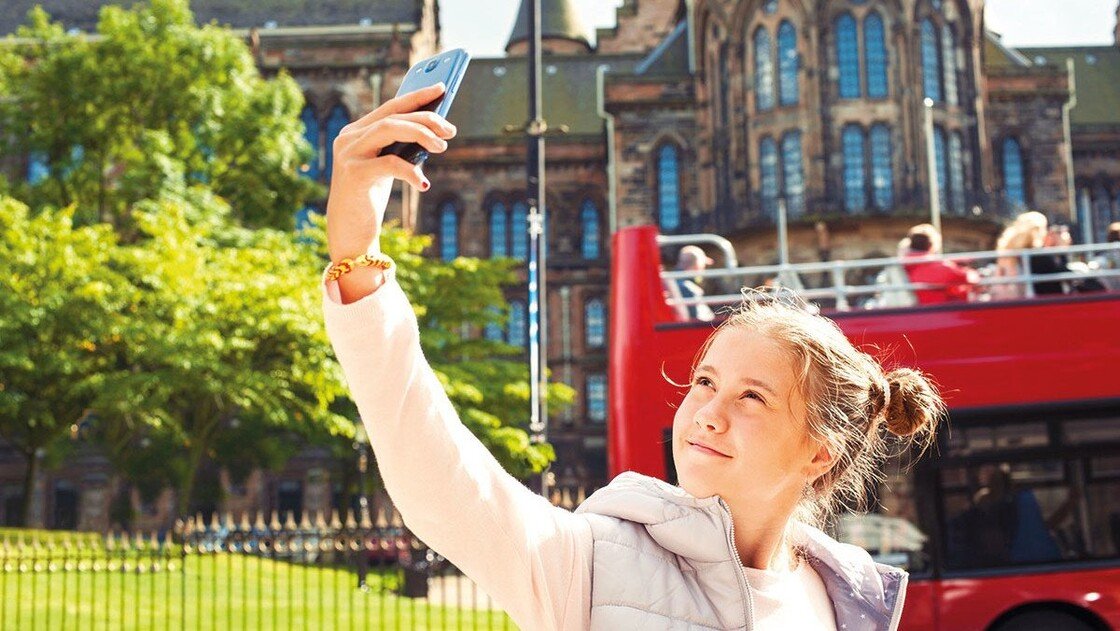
left=942, top=460, right=1082, bottom=571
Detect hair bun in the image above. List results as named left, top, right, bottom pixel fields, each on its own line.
left=884, top=368, right=943, bottom=439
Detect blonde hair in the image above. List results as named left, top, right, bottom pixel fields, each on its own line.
left=691, top=294, right=944, bottom=527
left=997, top=211, right=1048, bottom=251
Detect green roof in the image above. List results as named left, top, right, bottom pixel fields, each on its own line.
left=1018, top=46, right=1120, bottom=127
left=449, top=55, right=639, bottom=141
left=506, top=0, right=593, bottom=52
left=634, top=20, right=690, bottom=79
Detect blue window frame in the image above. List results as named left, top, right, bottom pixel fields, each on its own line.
left=942, top=26, right=959, bottom=106
left=948, top=132, right=965, bottom=213
left=760, top=137, right=779, bottom=218
left=657, top=144, right=682, bottom=231
left=778, top=21, right=799, bottom=106
left=439, top=202, right=458, bottom=261
left=870, top=124, right=894, bottom=210
left=781, top=132, right=805, bottom=216
left=508, top=301, right=527, bottom=348
left=1003, top=137, right=1026, bottom=209
left=836, top=13, right=860, bottom=99
left=580, top=200, right=601, bottom=260
left=921, top=20, right=942, bottom=103
left=585, top=299, right=606, bottom=349
left=586, top=374, right=607, bottom=423
left=934, top=125, right=948, bottom=214
left=489, top=202, right=508, bottom=258
left=754, top=27, right=775, bottom=111
left=864, top=12, right=888, bottom=98
left=323, top=105, right=349, bottom=182
left=300, top=106, right=320, bottom=180
left=511, top=202, right=528, bottom=260
left=27, top=151, right=49, bottom=184
left=842, top=125, right=867, bottom=212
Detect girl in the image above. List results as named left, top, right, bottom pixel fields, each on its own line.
left=322, top=84, right=944, bottom=630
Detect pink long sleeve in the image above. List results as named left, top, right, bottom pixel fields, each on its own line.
left=323, top=270, right=593, bottom=630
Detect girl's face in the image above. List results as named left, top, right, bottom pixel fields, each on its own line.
left=671, top=327, right=833, bottom=507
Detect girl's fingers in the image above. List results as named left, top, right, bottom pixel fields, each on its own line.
left=352, top=83, right=447, bottom=129
left=369, top=155, right=428, bottom=191
left=339, top=117, right=448, bottom=159
left=391, top=111, right=457, bottom=140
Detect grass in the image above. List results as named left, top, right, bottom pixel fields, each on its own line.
left=0, top=542, right=516, bottom=630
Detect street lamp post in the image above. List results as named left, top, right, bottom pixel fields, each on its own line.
left=353, top=421, right=370, bottom=589
left=923, top=97, right=943, bottom=235
left=525, top=0, right=550, bottom=498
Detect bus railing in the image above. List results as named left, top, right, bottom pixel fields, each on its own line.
left=659, top=238, right=1120, bottom=313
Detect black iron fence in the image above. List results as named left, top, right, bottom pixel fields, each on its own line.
left=0, top=511, right=515, bottom=630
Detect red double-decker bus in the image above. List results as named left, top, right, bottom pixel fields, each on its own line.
left=609, top=225, right=1120, bottom=630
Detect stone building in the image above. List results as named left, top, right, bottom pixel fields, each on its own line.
left=4, top=0, right=1120, bottom=529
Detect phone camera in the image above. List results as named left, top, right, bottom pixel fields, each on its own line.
left=424, top=59, right=439, bottom=72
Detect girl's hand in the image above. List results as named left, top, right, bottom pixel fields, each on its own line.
left=325, top=82, right=458, bottom=263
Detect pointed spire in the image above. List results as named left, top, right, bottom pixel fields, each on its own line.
left=506, top=0, right=594, bottom=55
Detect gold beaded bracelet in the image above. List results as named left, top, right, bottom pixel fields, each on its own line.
left=326, top=252, right=394, bottom=282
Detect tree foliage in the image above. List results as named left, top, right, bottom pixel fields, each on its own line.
left=0, top=0, right=570, bottom=523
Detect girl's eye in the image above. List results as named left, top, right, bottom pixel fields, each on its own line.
left=742, top=390, right=766, bottom=404
left=693, top=376, right=713, bottom=388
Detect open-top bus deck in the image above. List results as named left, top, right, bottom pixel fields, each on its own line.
left=609, top=226, right=1120, bottom=630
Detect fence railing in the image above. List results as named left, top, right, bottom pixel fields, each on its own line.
left=0, top=511, right=515, bottom=630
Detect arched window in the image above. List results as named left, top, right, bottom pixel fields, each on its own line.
left=508, top=301, right=527, bottom=348
left=489, top=202, right=508, bottom=258
left=777, top=21, right=799, bottom=106
left=921, top=20, right=943, bottom=103
left=586, top=374, right=607, bottom=423
left=439, top=202, right=459, bottom=261
left=948, top=132, right=965, bottom=213
left=941, top=26, right=959, bottom=106
left=870, top=124, right=894, bottom=210
left=657, top=144, right=682, bottom=231
left=781, top=132, right=805, bottom=216
left=842, top=125, right=867, bottom=212
left=933, top=125, right=948, bottom=214
left=511, top=201, right=529, bottom=260
left=754, top=27, right=775, bottom=111
left=759, top=137, right=779, bottom=217
left=27, top=151, right=49, bottom=184
left=580, top=200, right=601, bottom=260
left=836, top=14, right=860, bottom=99
left=864, top=12, right=888, bottom=98
left=300, top=106, right=320, bottom=180
left=323, top=105, right=349, bottom=182
left=585, top=299, right=606, bottom=349
left=1002, top=137, right=1026, bottom=209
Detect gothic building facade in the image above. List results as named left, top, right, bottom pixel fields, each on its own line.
left=4, top=0, right=1120, bottom=530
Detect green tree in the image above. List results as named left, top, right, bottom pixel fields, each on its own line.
left=0, top=198, right=132, bottom=525
left=0, top=0, right=319, bottom=234
left=88, top=193, right=351, bottom=515
left=0, top=0, right=570, bottom=520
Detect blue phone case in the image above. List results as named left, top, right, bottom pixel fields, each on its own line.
left=380, top=48, right=471, bottom=165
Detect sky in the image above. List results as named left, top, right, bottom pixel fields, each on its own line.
left=441, top=0, right=1118, bottom=58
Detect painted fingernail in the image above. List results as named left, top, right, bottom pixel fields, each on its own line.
left=420, top=179, right=431, bottom=191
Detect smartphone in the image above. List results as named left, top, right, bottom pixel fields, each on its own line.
left=380, top=48, right=471, bottom=165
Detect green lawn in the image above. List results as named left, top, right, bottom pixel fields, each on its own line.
left=0, top=545, right=516, bottom=630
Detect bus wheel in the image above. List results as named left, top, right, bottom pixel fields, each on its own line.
left=993, top=609, right=1097, bottom=631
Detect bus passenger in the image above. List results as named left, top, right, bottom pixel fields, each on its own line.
left=901, top=224, right=978, bottom=305
left=321, top=84, right=946, bottom=630
left=1092, top=222, right=1120, bottom=291
left=673, top=245, right=716, bottom=321
left=993, top=211, right=1048, bottom=299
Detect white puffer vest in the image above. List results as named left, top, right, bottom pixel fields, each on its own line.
left=573, top=472, right=908, bottom=630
